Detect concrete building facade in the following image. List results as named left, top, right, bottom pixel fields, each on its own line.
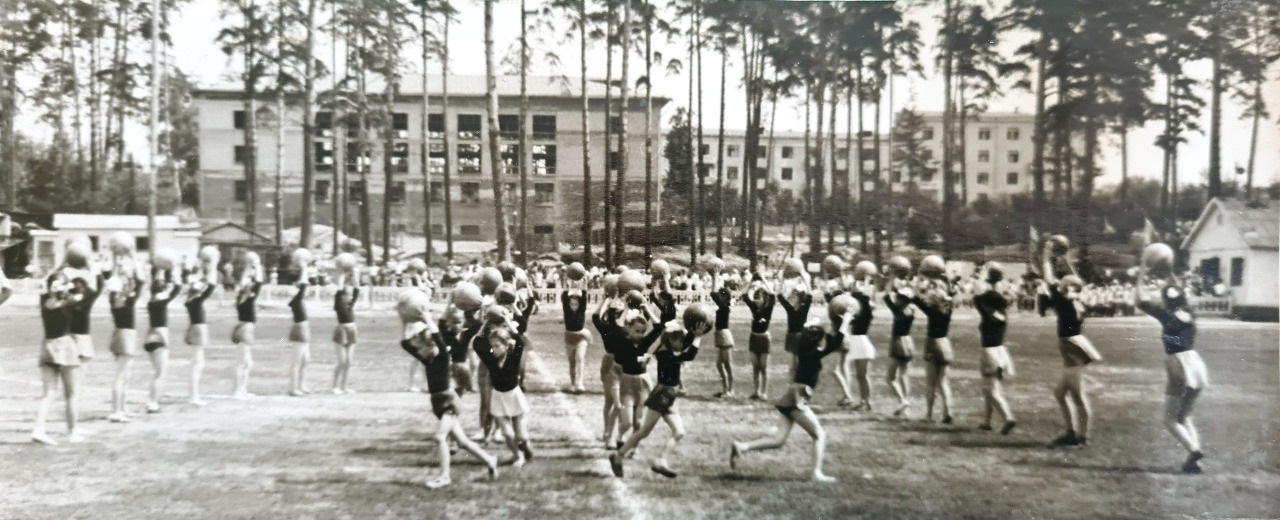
left=193, top=75, right=668, bottom=252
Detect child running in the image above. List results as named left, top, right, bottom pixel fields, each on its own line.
left=398, top=289, right=499, bottom=489
left=972, top=262, right=1017, bottom=435
left=610, top=306, right=712, bottom=478
left=33, top=271, right=86, bottom=445
left=473, top=308, right=535, bottom=468
left=1136, top=243, right=1207, bottom=473
left=1042, top=242, right=1102, bottom=448
left=882, top=256, right=916, bottom=416
left=729, top=295, right=855, bottom=483
left=743, top=274, right=776, bottom=401
left=144, top=266, right=182, bottom=413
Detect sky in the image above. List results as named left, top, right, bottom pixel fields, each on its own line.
left=27, top=0, right=1280, bottom=190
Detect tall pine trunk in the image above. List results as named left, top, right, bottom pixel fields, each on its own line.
left=274, top=0, right=286, bottom=246
left=418, top=2, right=432, bottom=263
left=695, top=3, right=706, bottom=256
left=484, top=1, right=512, bottom=261
left=826, top=87, right=836, bottom=251
left=1031, top=34, right=1047, bottom=210
left=808, top=83, right=825, bottom=256
left=940, top=0, right=954, bottom=256
left=602, top=2, right=615, bottom=265
left=615, top=0, right=631, bottom=261
left=579, top=0, right=592, bottom=266
left=714, top=44, right=726, bottom=257
left=442, top=15, right=455, bottom=260
left=300, top=0, right=318, bottom=251
left=1207, top=12, right=1222, bottom=199
left=642, top=0, right=654, bottom=262
left=519, top=0, right=529, bottom=263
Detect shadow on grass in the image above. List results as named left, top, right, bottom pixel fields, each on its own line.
left=710, top=472, right=795, bottom=483
left=1012, top=457, right=1186, bottom=475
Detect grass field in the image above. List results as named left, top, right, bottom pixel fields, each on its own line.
left=0, top=300, right=1276, bottom=520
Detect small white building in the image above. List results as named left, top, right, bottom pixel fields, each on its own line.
left=29, top=214, right=202, bottom=275
left=1181, top=198, right=1279, bottom=321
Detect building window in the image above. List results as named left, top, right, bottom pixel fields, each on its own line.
left=978, top=128, right=991, bottom=140
left=429, top=182, right=444, bottom=203
left=921, top=128, right=934, bottom=140
left=234, top=145, right=254, bottom=165
left=836, top=147, right=848, bottom=159
left=1007, top=127, right=1020, bottom=140
left=428, top=143, right=446, bottom=175
left=757, top=147, right=768, bottom=159
left=349, top=180, right=366, bottom=203
left=388, top=181, right=406, bottom=204
left=499, top=114, right=520, bottom=141
left=392, top=113, right=409, bottom=138
left=781, top=146, right=794, bottom=159
left=977, top=193, right=989, bottom=204
left=315, top=179, right=331, bottom=203
left=1230, top=257, right=1244, bottom=287
left=135, top=236, right=150, bottom=252
left=345, top=143, right=372, bottom=173
left=698, top=144, right=709, bottom=156
left=727, top=167, right=739, bottom=181
left=978, top=150, right=990, bottom=163
left=891, top=169, right=902, bottom=183
left=1007, top=151, right=1020, bottom=163
left=533, top=224, right=553, bottom=234
left=460, top=182, right=480, bottom=204
left=609, top=151, right=620, bottom=172
left=391, top=142, right=410, bottom=173
left=314, top=141, right=334, bottom=172
left=431, top=224, right=444, bottom=235
left=458, top=144, right=482, bottom=174
left=501, top=144, right=521, bottom=175
left=609, top=116, right=623, bottom=133
left=504, top=183, right=518, bottom=204
left=233, top=110, right=246, bottom=129
left=861, top=148, right=876, bottom=159
left=234, top=180, right=247, bottom=202
left=428, top=114, right=445, bottom=139
left=457, top=114, right=482, bottom=140
left=727, top=145, right=739, bottom=158
left=460, top=224, right=480, bottom=235
left=532, top=115, right=556, bottom=140
left=922, top=148, right=934, bottom=160
left=1006, top=172, right=1019, bottom=185
left=754, top=167, right=767, bottom=180
left=533, top=145, right=556, bottom=175
left=921, top=171, right=934, bottom=183
left=534, top=183, right=554, bottom=205
left=976, top=173, right=990, bottom=185
left=781, top=167, right=793, bottom=181
left=316, top=111, right=334, bottom=137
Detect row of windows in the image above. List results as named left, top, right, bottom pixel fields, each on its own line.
left=237, top=111, right=561, bottom=141
left=425, top=224, right=555, bottom=236
left=974, top=172, right=1021, bottom=185
left=233, top=180, right=558, bottom=206
left=920, top=127, right=1021, bottom=141
left=977, top=150, right=1020, bottom=163
left=238, top=143, right=561, bottom=176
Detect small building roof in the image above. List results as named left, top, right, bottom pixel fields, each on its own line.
left=1181, top=197, right=1280, bottom=251
left=201, top=221, right=272, bottom=245
left=53, top=214, right=197, bottom=231
left=194, top=75, right=671, bottom=106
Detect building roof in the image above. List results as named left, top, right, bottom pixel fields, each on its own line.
left=194, top=75, right=671, bottom=105
left=1181, top=197, right=1280, bottom=251
left=202, top=221, right=272, bottom=245
left=917, top=110, right=1033, bottom=122
left=53, top=214, right=197, bottom=231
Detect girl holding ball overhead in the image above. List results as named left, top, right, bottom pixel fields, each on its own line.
left=1136, top=243, right=1208, bottom=474
left=231, top=252, right=263, bottom=399
left=143, top=250, right=183, bottom=414
left=836, top=261, right=878, bottom=411
left=910, top=255, right=956, bottom=424
left=287, top=248, right=313, bottom=397
left=707, top=258, right=736, bottom=399
left=561, top=262, right=591, bottom=394
left=184, top=246, right=219, bottom=406
left=882, top=256, right=917, bottom=416
left=331, top=253, right=361, bottom=394
left=1042, top=237, right=1103, bottom=448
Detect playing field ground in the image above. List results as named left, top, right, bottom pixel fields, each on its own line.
left=0, top=300, right=1276, bottom=520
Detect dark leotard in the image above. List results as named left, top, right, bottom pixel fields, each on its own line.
left=973, top=290, right=1008, bottom=347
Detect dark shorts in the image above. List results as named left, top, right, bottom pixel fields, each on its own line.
left=644, top=384, right=680, bottom=415
left=232, top=322, right=255, bottom=345
left=144, top=327, right=170, bottom=352
left=1059, top=336, right=1102, bottom=367
left=784, top=332, right=804, bottom=354
left=333, top=323, right=358, bottom=345
left=430, top=389, right=460, bottom=419
left=289, top=321, right=311, bottom=343
left=773, top=383, right=812, bottom=418
left=748, top=332, right=771, bottom=355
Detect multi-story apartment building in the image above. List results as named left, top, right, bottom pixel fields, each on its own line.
left=193, top=75, right=667, bottom=251
left=696, top=111, right=1040, bottom=206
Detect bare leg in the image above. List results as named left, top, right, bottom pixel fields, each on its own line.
left=61, top=366, right=82, bottom=440
left=429, top=414, right=498, bottom=489
left=1054, top=375, right=1076, bottom=435
left=924, top=363, right=940, bottom=420
left=791, top=407, right=835, bottom=482
left=148, top=348, right=170, bottom=410
left=189, top=346, right=205, bottom=405
left=291, top=343, right=310, bottom=395
left=655, top=412, right=686, bottom=469
left=854, top=359, right=872, bottom=406
left=572, top=344, right=587, bottom=390
left=1065, top=368, right=1091, bottom=439
left=331, top=343, right=348, bottom=393
left=886, top=360, right=905, bottom=404
left=737, top=413, right=794, bottom=453
left=833, top=352, right=854, bottom=403
left=33, top=365, right=60, bottom=444
left=234, top=343, right=254, bottom=398
left=982, top=377, right=996, bottom=427
left=496, top=416, right=523, bottom=466
left=617, top=409, right=662, bottom=459
left=1164, top=389, right=1201, bottom=453
left=937, top=364, right=953, bottom=420
left=990, top=377, right=1014, bottom=424
left=407, top=360, right=421, bottom=391
left=113, top=355, right=133, bottom=416
left=618, top=384, right=637, bottom=437
left=340, top=343, right=356, bottom=392
left=716, top=348, right=734, bottom=396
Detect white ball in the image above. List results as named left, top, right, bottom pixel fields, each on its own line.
left=107, top=232, right=136, bottom=255
left=151, top=248, right=178, bottom=271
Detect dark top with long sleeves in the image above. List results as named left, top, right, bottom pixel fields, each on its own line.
left=236, top=281, right=261, bottom=323
left=1137, top=287, right=1196, bottom=355
left=911, top=294, right=953, bottom=339
left=973, top=290, right=1008, bottom=347
left=148, top=285, right=182, bottom=328
left=849, top=292, right=873, bottom=335
left=882, top=291, right=915, bottom=337
left=474, top=333, right=525, bottom=392
left=651, top=291, right=677, bottom=324
left=793, top=331, right=845, bottom=388
left=185, top=285, right=216, bottom=325
left=778, top=292, right=812, bottom=334
left=1047, top=285, right=1084, bottom=338
left=111, top=287, right=141, bottom=330
left=289, top=284, right=309, bottom=323
left=593, top=314, right=628, bottom=355
left=654, top=333, right=698, bottom=387
left=613, top=326, right=665, bottom=376
left=41, top=296, right=72, bottom=339
left=68, top=274, right=104, bottom=335
left=334, top=287, right=359, bottom=324
left=744, top=292, right=776, bottom=334
left=562, top=291, right=587, bottom=332
left=711, top=288, right=732, bottom=330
